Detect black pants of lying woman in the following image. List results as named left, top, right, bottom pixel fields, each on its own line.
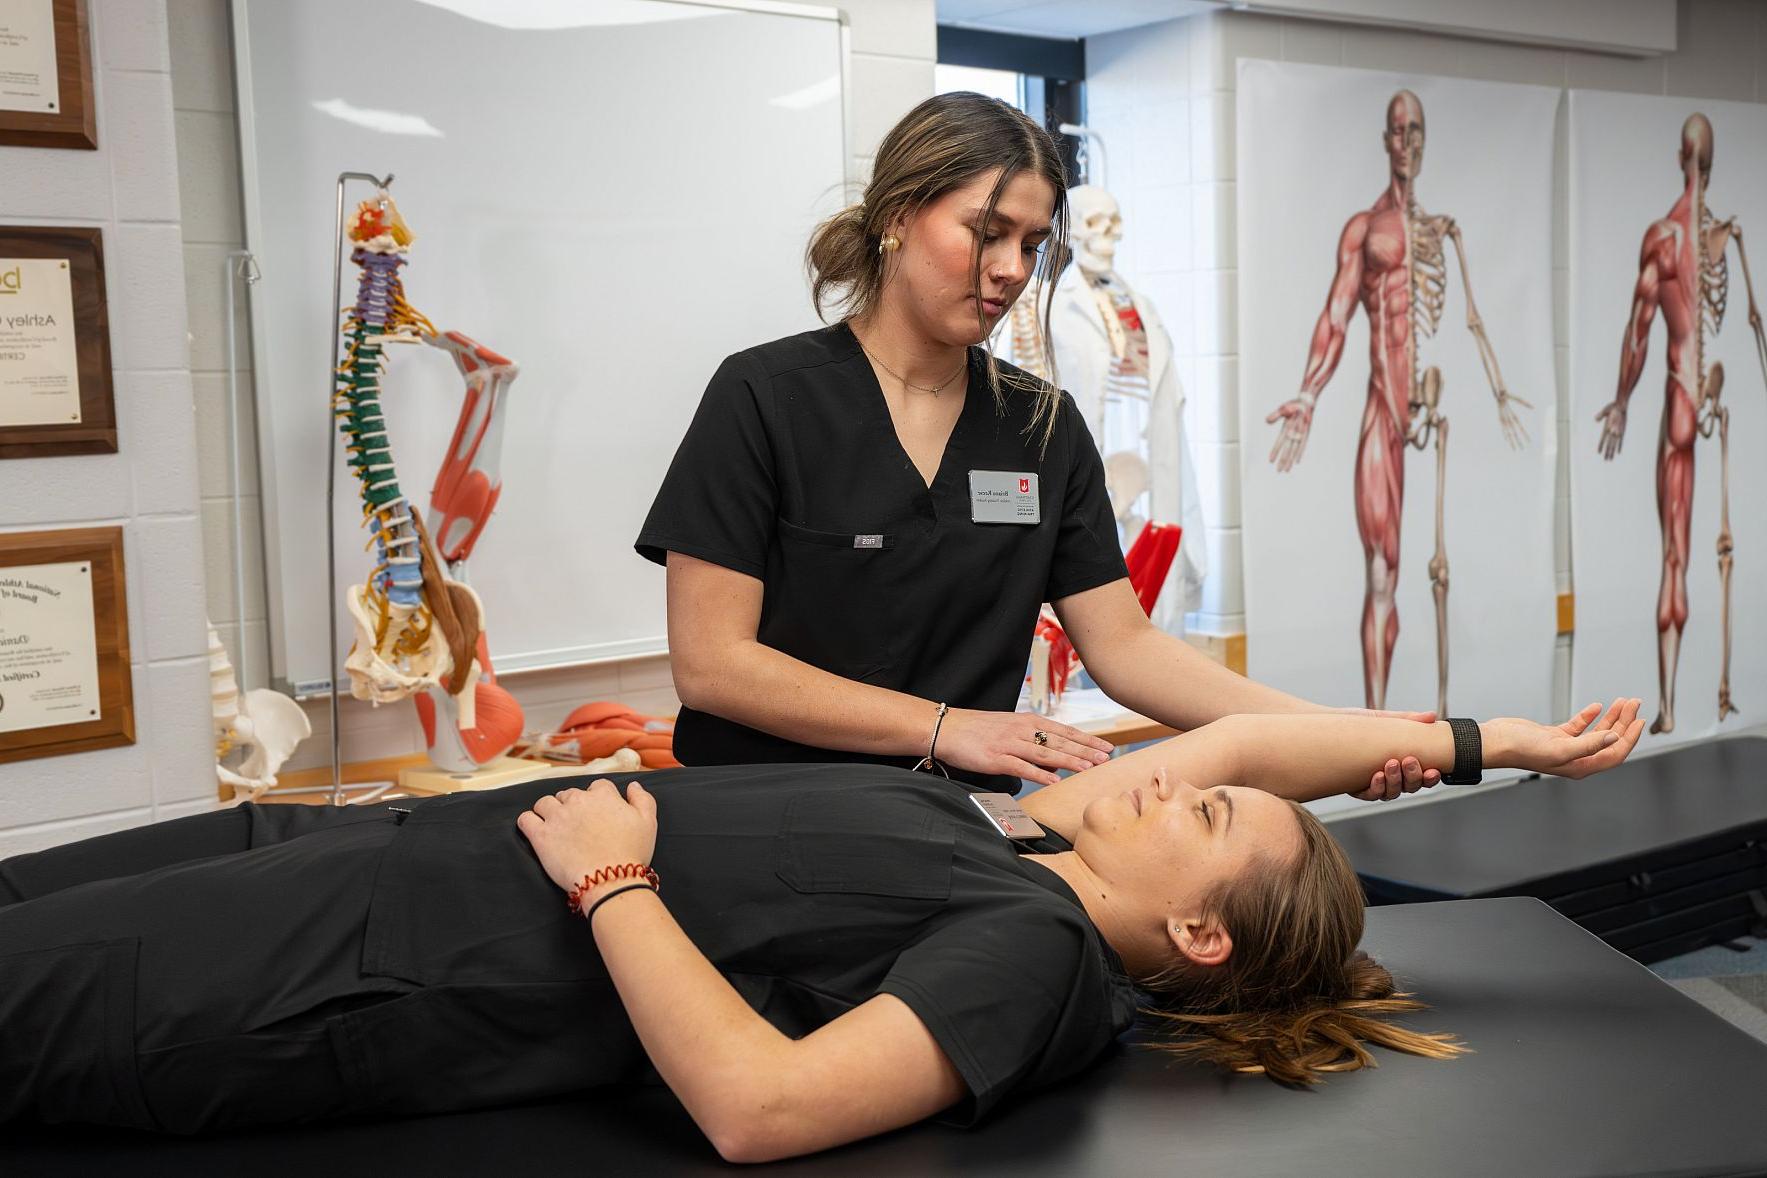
left=0, top=765, right=1132, bottom=1135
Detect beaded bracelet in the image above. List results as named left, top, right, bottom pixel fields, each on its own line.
left=566, top=862, right=660, bottom=918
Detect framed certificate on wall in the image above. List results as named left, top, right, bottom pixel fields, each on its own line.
left=0, top=0, right=97, bottom=150
left=0, top=225, right=116, bottom=458
left=0, top=526, right=132, bottom=764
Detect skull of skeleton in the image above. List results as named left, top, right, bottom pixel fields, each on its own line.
left=1068, top=185, right=1122, bottom=277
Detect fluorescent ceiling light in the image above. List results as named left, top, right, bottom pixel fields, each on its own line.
left=311, top=98, right=445, bottom=137
left=412, top=0, right=719, bottom=29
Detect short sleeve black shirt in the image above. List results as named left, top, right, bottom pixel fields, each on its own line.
left=359, top=765, right=1140, bottom=1123
left=636, top=323, right=1129, bottom=773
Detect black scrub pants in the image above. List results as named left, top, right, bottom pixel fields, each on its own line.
left=0, top=803, right=414, bottom=1133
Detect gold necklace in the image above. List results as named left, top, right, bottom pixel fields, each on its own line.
left=857, top=338, right=967, bottom=397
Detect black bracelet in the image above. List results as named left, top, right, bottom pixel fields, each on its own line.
left=584, top=881, right=657, bottom=923
left=1444, top=718, right=1483, bottom=785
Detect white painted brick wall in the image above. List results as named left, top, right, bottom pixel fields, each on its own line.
left=0, top=0, right=213, bottom=856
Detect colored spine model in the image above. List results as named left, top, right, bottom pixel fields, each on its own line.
left=336, top=193, right=483, bottom=714
left=339, top=195, right=431, bottom=640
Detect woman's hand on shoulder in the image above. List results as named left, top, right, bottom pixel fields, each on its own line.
left=937, top=709, right=1112, bottom=788
left=1484, top=698, right=1644, bottom=780
left=517, top=778, right=659, bottom=897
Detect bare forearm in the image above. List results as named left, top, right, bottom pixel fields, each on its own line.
left=1088, top=624, right=1320, bottom=730
left=590, top=891, right=794, bottom=1158
left=1075, top=712, right=1476, bottom=806
left=1229, top=713, right=1470, bottom=800
left=682, top=639, right=939, bottom=758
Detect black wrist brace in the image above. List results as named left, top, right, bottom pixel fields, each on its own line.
left=1444, top=718, right=1482, bottom=785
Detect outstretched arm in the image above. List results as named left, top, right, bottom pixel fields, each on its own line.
left=1445, top=221, right=1530, bottom=448
left=519, top=782, right=966, bottom=1165
left=1268, top=214, right=1366, bottom=471
left=1055, top=579, right=1443, bottom=800
left=1599, top=225, right=1668, bottom=459
left=1029, top=700, right=1643, bottom=828
left=1058, top=578, right=1322, bottom=727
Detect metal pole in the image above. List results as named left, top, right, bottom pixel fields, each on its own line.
left=1056, top=123, right=1107, bottom=191
left=223, top=250, right=259, bottom=690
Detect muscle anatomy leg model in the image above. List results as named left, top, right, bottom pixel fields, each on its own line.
left=413, top=331, right=525, bottom=770
left=1594, top=114, right=1766, bottom=733
left=1267, top=90, right=1529, bottom=714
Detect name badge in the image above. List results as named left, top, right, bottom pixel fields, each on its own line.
left=969, top=470, right=1040, bottom=525
left=969, top=792, right=1047, bottom=840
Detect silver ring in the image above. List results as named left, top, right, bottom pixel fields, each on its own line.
left=1032, top=730, right=1049, bottom=746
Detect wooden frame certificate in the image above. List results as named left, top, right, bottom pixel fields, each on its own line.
left=0, top=526, right=133, bottom=764
left=0, top=0, right=96, bottom=150
left=0, top=226, right=116, bottom=457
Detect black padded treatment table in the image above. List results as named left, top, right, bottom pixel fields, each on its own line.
left=1333, top=736, right=1767, bottom=963
left=8, top=898, right=1767, bottom=1177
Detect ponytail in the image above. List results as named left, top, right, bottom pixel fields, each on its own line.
left=1143, top=951, right=1466, bottom=1085
left=804, top=201, right=878, bottom=326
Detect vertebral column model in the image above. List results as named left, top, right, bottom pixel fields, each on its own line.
left=336, top=195, right=482, bottom=716
left=1595, top=114, right=1767, bottom=733
left=1267, top=90, right=1529, bottom=713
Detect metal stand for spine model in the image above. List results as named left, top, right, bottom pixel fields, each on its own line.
left=323, top=171, right=400, bottom=807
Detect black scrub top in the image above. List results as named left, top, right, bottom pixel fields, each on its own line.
left=636, top=323, right=1129, bottom=774
left=353, top=765, right=1140, bottom=1123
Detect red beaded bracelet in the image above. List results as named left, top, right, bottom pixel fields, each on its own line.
left=566, top=863, right=660, bottom=917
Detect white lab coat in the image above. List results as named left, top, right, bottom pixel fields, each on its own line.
left=1002, top=266, right=1207, bottom=633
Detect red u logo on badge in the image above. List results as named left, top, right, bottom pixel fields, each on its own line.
left=1018, top=477, right=1030, bottom=494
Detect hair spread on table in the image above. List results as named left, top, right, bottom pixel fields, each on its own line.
left=1138, top=801, right=1467, bottom=1085
left=805, top=90, right=1070, bottom=453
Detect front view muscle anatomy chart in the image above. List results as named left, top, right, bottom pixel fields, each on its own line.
left=1266, top=90, right=1529, bottom=715
left=1594, top=113, right=1767, bottom=734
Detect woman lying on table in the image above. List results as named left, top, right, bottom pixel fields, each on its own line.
left=0, top=701, right=1642, bottom=1160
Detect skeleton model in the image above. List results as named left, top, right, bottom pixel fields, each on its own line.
left=1267, top=90, right=1529, bottom=715
left=1594, top=113, right=1766, bottom=734
left=1004, top=185, right=1206, bottom=630
left=335, top=193, right=521, bottom=767
left=209, top=623, right=310, bottom=800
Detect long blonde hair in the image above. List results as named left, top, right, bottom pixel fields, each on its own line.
left=1140, top=801, right=1467, bottom=1085
left=804, top=91, right=1069, bottom=451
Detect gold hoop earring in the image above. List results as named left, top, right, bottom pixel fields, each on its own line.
left=879, top=234, right=901, bottom=254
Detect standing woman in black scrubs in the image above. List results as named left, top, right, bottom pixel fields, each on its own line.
left=638, top=92, right=1435, bottom=796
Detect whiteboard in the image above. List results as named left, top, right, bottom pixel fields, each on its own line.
left=233, top=0, right=848, bottom=694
